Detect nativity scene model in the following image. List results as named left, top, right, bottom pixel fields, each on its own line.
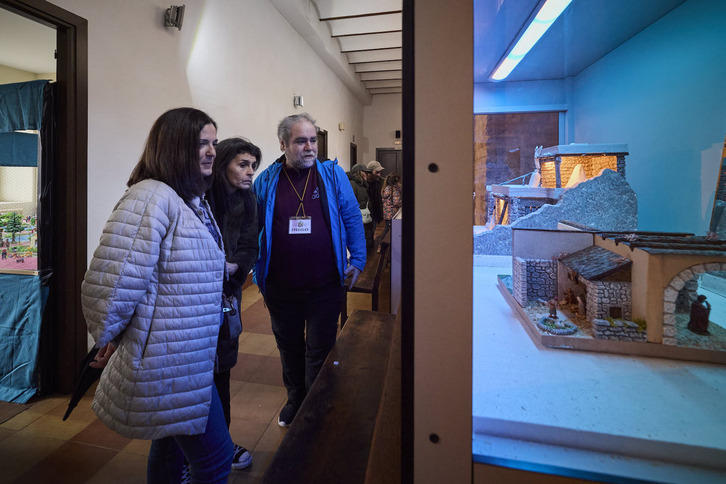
left=476, top=142, right=726, bottom=364
left=497, top=219, right=726, bottom=364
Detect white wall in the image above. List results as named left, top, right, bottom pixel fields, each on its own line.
left=571, top=0, right=726, bottom=234
left=0, top=65, right=55, bottom=83
left=362, top=93, right=402, bottom=164
left=48, top=0, right=366, bottom=255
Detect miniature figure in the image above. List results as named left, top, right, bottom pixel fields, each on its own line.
left=564, top=288, right=576, bottom=305
left=687, top=295, right=711, bottom=335
left=548, top=297, right=558, bottom=319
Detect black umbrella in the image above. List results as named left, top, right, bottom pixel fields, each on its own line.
left=62, top=347, right=102, bottom=421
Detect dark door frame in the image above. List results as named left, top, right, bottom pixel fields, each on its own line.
left=350, top=142, right=357, bottom=167
left=1, top=0, right=88, bottom=394
left=316, top=127, right=328, bottom=161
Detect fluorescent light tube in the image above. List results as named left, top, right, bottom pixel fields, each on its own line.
left=490, top=0, right=573, bottom=81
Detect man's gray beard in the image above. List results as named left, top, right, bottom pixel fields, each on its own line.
left=289, top=156, right=315, bottom=170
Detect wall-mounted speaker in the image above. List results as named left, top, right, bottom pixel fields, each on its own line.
left=395, top=130, right=401, bottom=139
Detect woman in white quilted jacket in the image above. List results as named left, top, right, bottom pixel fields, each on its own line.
left=81, top=107, right=233, bottom=483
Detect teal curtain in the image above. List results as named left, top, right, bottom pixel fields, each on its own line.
left=0, top=80, right=49, bottom=132
left=0, top=274, right=48, bottom=403
left=0, top=132, right=39, bottom=167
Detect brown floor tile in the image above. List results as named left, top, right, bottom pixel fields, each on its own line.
left=228, top=416, right=270, bottom=456
left=229, top=379, right=245, bottom=400
left=240, top=299, right=273, bottom=335
left=47, top=393, right=99, bottom=423
left=12, top=440, right=118, bottom=484
left=230, top=383, right=287, bottom=425
left=231, top=353, right=283, bottom=387
left=231, top=416, right=288, bottom=482
left=71, top=418, right=132, bottom=451
left=123, top=438, right=152, bottom=457
left=230, top=353, right=267, bottom=382
left=85, top=448, right=148, bottom=484
left=0, top=432, right=66, bottom=483
left=0, top=426, right=16, bottom=444
left=16, top=412, right=91, bottom=441
left=0, top=402, right=30, bottom=425
left=247, top=357, right=283, bottom=387
left=26, top=394, right=67, bottom=415
left=0, top=409, right=44, bottom=431
left=240, top=288, right=263, bottom=313
left=239, top=332, right=279, bottom=357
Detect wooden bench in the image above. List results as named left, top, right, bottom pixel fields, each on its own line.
left=341, top=237, right=390, bottom=325
left=262, top=309, right=401, bottom=484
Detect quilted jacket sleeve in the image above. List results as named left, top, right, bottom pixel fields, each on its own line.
left=81, top=183, right=172, bottom=348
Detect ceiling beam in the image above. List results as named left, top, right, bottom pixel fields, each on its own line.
left=320, top=10, right=402, bottom=21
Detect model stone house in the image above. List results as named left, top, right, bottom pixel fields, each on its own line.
left=558, top=245, right=633, bottom=322
left=511, top=226, right=726, bottom=346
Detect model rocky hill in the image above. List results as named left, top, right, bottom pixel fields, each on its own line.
left=474, top=169, right=637, bottom=255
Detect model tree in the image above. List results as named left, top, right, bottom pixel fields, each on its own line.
left=4, top=212, right=23, bottom=242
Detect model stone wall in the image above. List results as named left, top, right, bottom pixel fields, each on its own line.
left=508, top=198, right=550, bottom=223
left=486, top=190, right=495, bottom=224
left=584, top=280, right=632, bottom=321
left=540, top=162, right=557, bottom=187
left=592, top=318, right=646, bottom=342
left=539, top=155, right=624, bottom=188
left=512, top=257, right=527, bottom=306
left=487, top=194, right=552, bottom=226
left=513, top=257, right=556, bottom=304
left=675, top=278, right=698, bottom=312
left=559, top=155, right=617, bottom=185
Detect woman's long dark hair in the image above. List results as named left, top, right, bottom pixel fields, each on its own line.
left=128, top=107, right=217, bottom=201
left=207, top=137, right=261, bottom=228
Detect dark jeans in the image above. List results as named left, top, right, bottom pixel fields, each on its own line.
left=364, top=221, right=375, bottom=250
left=264, top=280, right=344, bottom=405
left=214, top=370, right=232, bottom=428
left=147, top=386, right=232, bottom=484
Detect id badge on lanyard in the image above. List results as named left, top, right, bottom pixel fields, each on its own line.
left=289, top=216, right=312, bottom=234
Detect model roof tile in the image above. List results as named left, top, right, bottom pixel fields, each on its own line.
left=560, top=245, right=632, bottom=281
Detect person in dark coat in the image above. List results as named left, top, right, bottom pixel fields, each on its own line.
left=206, top=137, right=261, bottom=472
left=366, top=160, right=385, bottom=228
left=687, top=294, right=711, bottom=335
left=348, top=163, right=374, bottom=250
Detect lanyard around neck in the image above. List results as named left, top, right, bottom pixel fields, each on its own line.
left=283, top=165, right=311, bottom=217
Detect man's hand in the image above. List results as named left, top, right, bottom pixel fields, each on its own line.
left=345, top=264, right=362, bottom=290
left=90, top=342, right=117, bottom=369
left=226, top=262, right=239, bottom=276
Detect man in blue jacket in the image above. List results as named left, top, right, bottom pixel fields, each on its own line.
left=253, top=113, right=366, bottom=427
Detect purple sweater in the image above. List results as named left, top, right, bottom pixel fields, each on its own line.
left=266, top=164, right=337, bottom=290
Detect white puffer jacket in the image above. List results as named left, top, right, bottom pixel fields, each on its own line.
left=81, top=179, right=225, bottom=440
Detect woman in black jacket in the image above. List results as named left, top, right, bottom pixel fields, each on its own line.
left=205, top=137, right=261, bottom=474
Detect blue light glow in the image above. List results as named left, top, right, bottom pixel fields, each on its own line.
left=490, top=0, right=573, bottom=81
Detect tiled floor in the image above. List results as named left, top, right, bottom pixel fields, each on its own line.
left=0, top=258, right=390, bottom=484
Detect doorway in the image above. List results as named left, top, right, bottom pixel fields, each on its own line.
left=0, top=0, right=88, bottom=394
left=376, top=147, right=402, bottom=176
left=350, top=142, right=357, bottom=167
left=317, top=127, right=328, bottom=161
